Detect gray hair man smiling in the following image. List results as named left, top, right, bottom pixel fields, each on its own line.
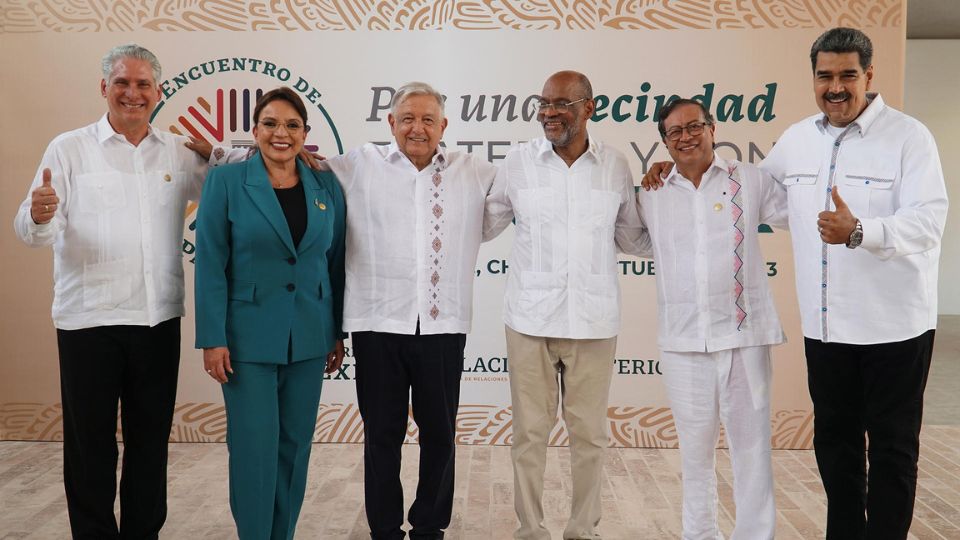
left=14, top=43, right=210, bottom=538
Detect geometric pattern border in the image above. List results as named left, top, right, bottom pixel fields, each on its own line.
left=1, top=402, right=815, bottom=449
left=1, top=0, right=902, bottom=33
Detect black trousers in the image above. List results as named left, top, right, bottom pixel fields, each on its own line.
left=353, top=330, right=465, bottom=540
left=57, top=317, right=181, bottom=540
left=805, top=329, right=935, bottom=540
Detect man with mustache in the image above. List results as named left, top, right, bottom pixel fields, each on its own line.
left=639, top=98, right=787, bottom=540
left=484, top=70, right=647, bottom=540
left=644, top=28, right=948, bottom=539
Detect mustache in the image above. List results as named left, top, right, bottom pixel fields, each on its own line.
left=824, top=91, right=851, bottom=101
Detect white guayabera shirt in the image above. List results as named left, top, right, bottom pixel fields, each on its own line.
left=638, top=154, right=789, bottom=353
left=326, top=143, right=497, bottom=335
left=15, top=114, right=207, bottom=330
left=483, top=136, right=648, bottom=339
left=761, top=94, right=948, bottom=344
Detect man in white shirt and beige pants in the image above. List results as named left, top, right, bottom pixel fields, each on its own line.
left=638, top=98, right=788, bottom=540
left=14, top=44, right=208, bottom=538
left=484, top=70, right=647, bottom=540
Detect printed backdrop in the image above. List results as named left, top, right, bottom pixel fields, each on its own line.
left=0, top=1, right=906, bottom=448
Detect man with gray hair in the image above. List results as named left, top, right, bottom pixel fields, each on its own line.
left=320, top=83, right=496, bottom=539
left=201, top=80, right=496, bottom=538
left=14, top=44, right=209, bottom=538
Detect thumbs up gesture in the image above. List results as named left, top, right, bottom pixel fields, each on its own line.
left=817, top=186, right=857, bottom=244
left=30, top=168, right=60, bottom=225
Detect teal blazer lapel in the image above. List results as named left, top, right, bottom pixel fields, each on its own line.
left=243, top=153, right=296, bottom=255
left=298, top=160, right=332, bottom=254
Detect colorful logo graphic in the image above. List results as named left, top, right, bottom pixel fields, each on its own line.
left=149, top=57, right=342, bottom=262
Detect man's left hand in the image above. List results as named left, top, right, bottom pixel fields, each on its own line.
left=818, top=186, right=857, bottom=244
left=325, top=339, right=345, bottom=374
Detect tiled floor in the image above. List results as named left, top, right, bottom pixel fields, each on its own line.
left=925, top=315, right=960, bottom=426
left=1, top=316, right=957, bottom=539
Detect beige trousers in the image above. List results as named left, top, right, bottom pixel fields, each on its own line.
left=506, top=325, right=617, bottom=540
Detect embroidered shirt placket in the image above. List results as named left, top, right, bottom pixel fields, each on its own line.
left=821, top=124, right=857, bottom=341
left=427, top=157, right=446, bottom=320
left=728, top=165, right=747, bottom=331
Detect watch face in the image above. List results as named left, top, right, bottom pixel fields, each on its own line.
left=847, top=221, right=863, bottom=248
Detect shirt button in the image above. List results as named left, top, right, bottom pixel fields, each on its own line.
left=834, top=141, right=840, bottom=147
left=830, top=165, right=835, bottom=170
left=822, top=283, right=827, bottom=288
left=286, top=283, right=296, bottom=292
left=822, top=307, right=828, bottom=312
left=822, top=260, right=827, bottom=265
left=287, top=257, right=296, bottom=265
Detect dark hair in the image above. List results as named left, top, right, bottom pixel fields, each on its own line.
left=657, top=98, right=714, bottom=140
left=810, top=27, right=873, bottom=72
left=253, top=86, right=308, bottom=127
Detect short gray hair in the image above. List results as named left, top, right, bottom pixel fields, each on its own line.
left=390, top=82, right=445, bottom=118
left=101, top=44, right=162, bottom=82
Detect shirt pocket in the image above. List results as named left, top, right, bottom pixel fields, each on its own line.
left=75, top=172, right=125, bottom=213
left=82, top=259, right=132, bottom=309
left=518, top=271, right=564, bottom=319
left=782, top=169, right=820, bottom=229
left=841, top=165, right=897, bottom=217
left=581, top=273, right=619, bottom=323
left=156, top=171, right=185, bottom=207
left=515, top=188, right=552, bottom=230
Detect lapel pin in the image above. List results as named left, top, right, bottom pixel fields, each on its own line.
left=315, top=199, right=326, bottom=210
left=714, top=203, right=723, bottom=212
left=163, top=173, right=172, bottom=182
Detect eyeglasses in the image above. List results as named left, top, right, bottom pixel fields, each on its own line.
left=258, top=120, right=309, bottom=133
left=532, top=98, right=588, bottom=113
left=664, top=121, right=711, bottom=141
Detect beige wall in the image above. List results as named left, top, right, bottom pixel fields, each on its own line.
left=905, top=40, right=960, bottom=315
left=0, top=1, right=910, bottom=446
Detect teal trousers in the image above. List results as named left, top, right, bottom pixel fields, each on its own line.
left=222, top=356, right=326, bottom=540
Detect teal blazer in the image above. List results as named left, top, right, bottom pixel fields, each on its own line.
left=194, top=154, right=346, bottom=364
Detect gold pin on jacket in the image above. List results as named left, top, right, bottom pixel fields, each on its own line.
left=315, top=199, right=326, bottom=210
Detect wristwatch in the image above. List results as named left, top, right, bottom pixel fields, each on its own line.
left=846, top=219, right=863, bottom=249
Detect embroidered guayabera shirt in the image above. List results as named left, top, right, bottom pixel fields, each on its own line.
left=14, top=114, right=207, bottom=330
left=326, top=143, right=496, bottom=335
left=638, top=154, right=788, bottom=352
left=761, top=94, right=948, bottom=344
left=483, top=136, right=648, bottom=339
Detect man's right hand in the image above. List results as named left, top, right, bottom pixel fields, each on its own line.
left=31, top=168, right=59, bottom=224
left=640, top=161, right=674, bottom=191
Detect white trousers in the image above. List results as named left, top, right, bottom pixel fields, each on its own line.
left=661, top=346, right=775, bottom=540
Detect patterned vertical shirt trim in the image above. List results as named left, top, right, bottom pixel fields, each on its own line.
left=427, top=155, right=446, bottom=320
left=728, top=164, right=747, bottom=330
left=821, top=124, right=858, bottom=341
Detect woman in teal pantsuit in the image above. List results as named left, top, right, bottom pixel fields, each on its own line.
left=194, top=87, right=345, bottom=540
